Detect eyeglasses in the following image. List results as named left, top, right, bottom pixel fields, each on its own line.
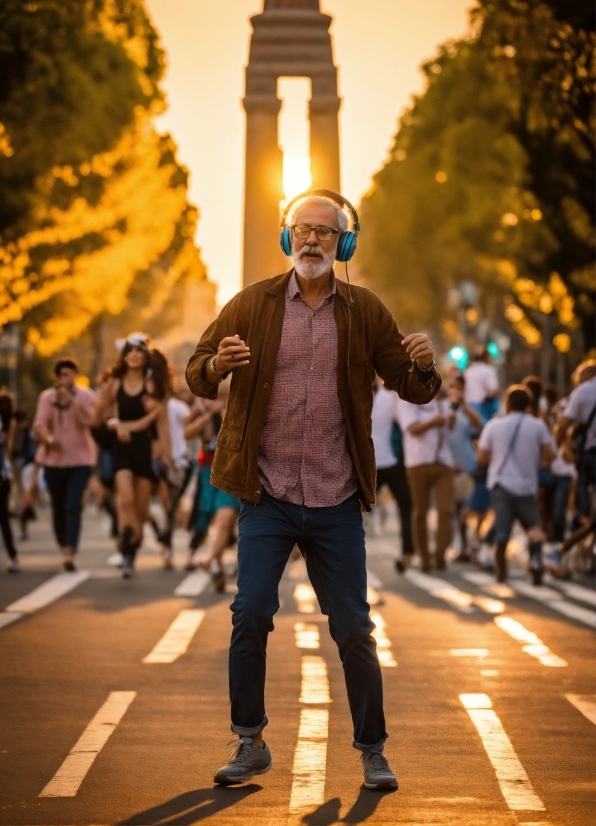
left=291, top=224, right=340, bottom=241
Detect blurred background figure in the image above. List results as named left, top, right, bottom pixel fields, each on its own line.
left=444, top=375, right=482, bottom=562
left=464, top=346, right=499, bottom=422
left=371, top=378, right=414, bottom=572
left=183, top=388, right=239, bottom=591
left=477, top=385, right=555, bottom=584
left=397, top=393, right=454, bottom=572
left=0, top=390, right=18, bottom=572
left=32, top=358, right=96, bottom=572
left=93, top=334, right=171, bottom=578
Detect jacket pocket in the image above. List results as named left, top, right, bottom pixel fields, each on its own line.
left=217, top=422, right=244, bottom=451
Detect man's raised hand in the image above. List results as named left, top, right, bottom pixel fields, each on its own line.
left=213, top=335, right=251, bottom=374
left=401, top=332, right=435, bottom=369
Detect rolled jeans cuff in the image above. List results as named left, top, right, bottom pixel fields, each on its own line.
left=353, top=732, right=388, bottom=753
left=231, top=715, right=268, bottom=737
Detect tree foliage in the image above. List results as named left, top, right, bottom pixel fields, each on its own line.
left=0, top=0, right=210, bottom=358
left=357, top=0, right=595, bottom=354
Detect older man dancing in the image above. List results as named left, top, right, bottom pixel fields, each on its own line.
left=186, top=190, right=441, bottom=790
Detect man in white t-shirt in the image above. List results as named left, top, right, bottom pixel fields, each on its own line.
left=464, top=347, right=499, bottom=417
left=397, top=396, right=454, bottom=571
left=477, top=385, right=555, bottom=584
left=554, top=361, right=596, bottom=521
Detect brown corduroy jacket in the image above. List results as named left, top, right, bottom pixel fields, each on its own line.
left=185, top=270, right=441, bottom=510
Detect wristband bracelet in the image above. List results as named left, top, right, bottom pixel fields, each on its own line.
left=210, top=355, right=226, bottom=377
left=413, top=358, right=436, bottom=373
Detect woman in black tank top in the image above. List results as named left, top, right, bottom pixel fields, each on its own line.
left=94, top=333, right=172, bottom=577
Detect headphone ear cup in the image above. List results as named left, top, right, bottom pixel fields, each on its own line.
left=280, top=227, right=293, bottom=256
left=336, top=231, right=357, bottom=262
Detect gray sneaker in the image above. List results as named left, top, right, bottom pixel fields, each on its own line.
left=214, top=737, right=272, bottom=785
left=361, top=750, right=398, bottom=790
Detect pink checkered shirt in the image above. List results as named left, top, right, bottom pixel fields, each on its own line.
left=257, top=271, right=358, bottom=507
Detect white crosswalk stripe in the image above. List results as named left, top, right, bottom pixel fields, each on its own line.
left=6, top=571, right=90, bottom=615
left=565, top=694, right=596, bottom=726
left=174, top=569, right=210, bottom=596
left=494, top=616, right=567, bottom=667
left=460, top=693, right=545, bottom=812
left=142, top=609, right=205, bottom=663
left=39, top=691, right=136, bottom=797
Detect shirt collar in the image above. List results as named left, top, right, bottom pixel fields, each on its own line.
left=287, top=270, right=337, bottom=303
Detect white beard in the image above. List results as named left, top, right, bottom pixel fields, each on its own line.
left=293, top=243, right=336, bottom=280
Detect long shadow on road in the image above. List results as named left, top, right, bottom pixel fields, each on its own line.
left=119, top=784, right=262, bottom=825
left=302, top=787, right=397, bottom=825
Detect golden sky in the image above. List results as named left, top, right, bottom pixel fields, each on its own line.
left=144, top=0, right=473, bottom=304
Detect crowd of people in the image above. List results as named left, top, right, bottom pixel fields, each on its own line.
left=0, top=340, right=594, bottom=587
left=0, top=333, right=239, bottom=587
left=372, top=347, right=596, bottom=584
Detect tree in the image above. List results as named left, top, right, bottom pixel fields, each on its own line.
left=357, top=0, right=594, bottom=359
left=0, top=0, right=212, bottom=369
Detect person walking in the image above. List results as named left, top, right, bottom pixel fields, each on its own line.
left=444, top=375, right=483, bottom=561
left=184, top=393, right=240, bottom=589
left=554, top=359, right=596, bottom=524
left=186, top=190, right=440, bottom=790
left=0, top=391, right=18, bottom=572
left=464, top=345, right=499, bottom=421
left=397, top=393, right=455, bottom=571
left=371, top=380, right=414, bottom=571
left=94, top=334, right=171, bottom=577
left=477, top=385, right=555, bottom=584
left=32, top=358, right=97, bottom=571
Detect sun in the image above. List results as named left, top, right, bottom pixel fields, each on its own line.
left=283, top=155, right=312, bottom=202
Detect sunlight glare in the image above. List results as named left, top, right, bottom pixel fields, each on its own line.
left=283, top=155, right=312, bottom=201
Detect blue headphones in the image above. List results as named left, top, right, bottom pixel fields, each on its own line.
left=279, top=189, right=360, bottom=262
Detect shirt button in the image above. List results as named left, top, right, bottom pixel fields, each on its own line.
left=264, top=383, right=269, bottom=388
left=255, top=490, right=260, bottom=496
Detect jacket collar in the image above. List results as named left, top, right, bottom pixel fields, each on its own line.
left=266, top=268, right=355, bottom=307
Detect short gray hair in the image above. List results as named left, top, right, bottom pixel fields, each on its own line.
left=288, top=196, right=349, bottom=233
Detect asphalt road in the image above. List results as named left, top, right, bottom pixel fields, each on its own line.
left=0, top=503, right=594, bottom=826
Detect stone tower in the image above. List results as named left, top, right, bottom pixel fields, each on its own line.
left=242, top=0, right=341, bottom=287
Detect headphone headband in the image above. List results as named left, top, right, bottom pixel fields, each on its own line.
left=280, top=189, right=360, bottom=233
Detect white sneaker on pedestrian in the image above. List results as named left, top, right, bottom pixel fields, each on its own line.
left=7, top=558, right=21, bottom=573
left=214, top=737, right=272, bottom=785
left=361, top=750, right=398, bottom=790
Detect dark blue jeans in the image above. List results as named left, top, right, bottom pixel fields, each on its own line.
left=44, top=465, right=92, bottom=550
left=229, top=490, right=387, bottom=751
left=552, top=475, right=572, bottom=542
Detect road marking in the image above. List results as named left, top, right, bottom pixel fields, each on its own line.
left=0, top=612, right=23, bottom=629
left=6, top=571, right=90, bottom=614
left=174, top=569, right=210, bottom=597
left=473, top=595, right=506, bottom=614
left=293, top=582, right=318, bottom=614
left=405, top=570, right=475, bottom=613
left=494, top=616, right=567, bottom=667
left=450, top=649, right=489, bottom=658
left=371, top=612, right=397, bottom=667
left=547, top=580, right=596, bottom=607
left=39, top=691, right=136, bottom=797
left=142, top=609, right=205, bottom=663
left=511, top=581, right=595, bottom=628
left=367, top=585, right=382, bottom=606
left=459, top=693, right=545, bottom=812
left=480, top=670, right=500, bottom=676
left=289, top=708, right=329, bottom=815
left=290, top=628, right=331, bottom=815
left=463, top=571, right=516, bottom=599
left=294, top=622, right=320, bottom=649
left=565, top=694, right=596, bottom=726
left=299, top=656, right=332, bottom=704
